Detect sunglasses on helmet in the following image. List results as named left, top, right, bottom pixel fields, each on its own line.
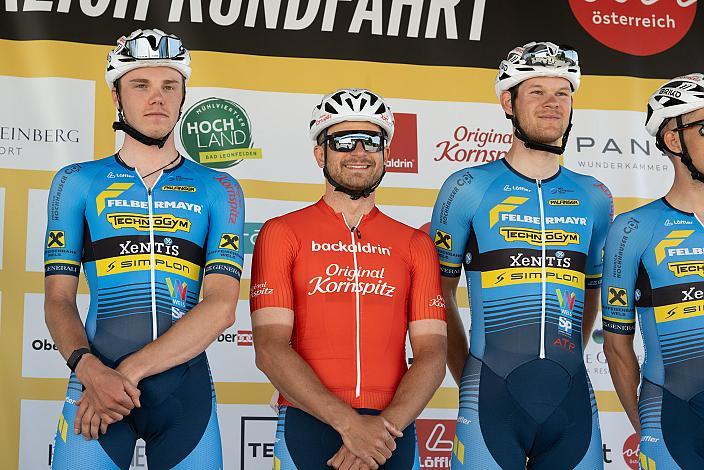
left=522, top=43, right=579, bottom=68
left=124, top=33, right=185, bottom=60
left=322, top=131, right=386, bottom=152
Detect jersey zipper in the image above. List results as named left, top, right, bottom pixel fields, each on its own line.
left=536, top=179, right=547, bottom=359
left=137, top=173, right=163, bottom=342
left=342, top=213, right=364, bottom=398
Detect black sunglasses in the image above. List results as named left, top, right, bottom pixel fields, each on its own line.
left=674, top=119, right=704, bottom=137
left=322, top=131, right=386, bottom=152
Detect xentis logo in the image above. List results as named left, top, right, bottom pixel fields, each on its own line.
left=180, top=97, right=262, bottom=169
left=569, top=0, right=697, bottom=56
left=387, top=113, right=418, bottom=174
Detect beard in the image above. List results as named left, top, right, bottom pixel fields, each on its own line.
left=326, top=156, right=384, bottom=190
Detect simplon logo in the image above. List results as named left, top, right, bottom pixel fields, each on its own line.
left=180, top=97, right=262, bottom=169
left=489, top=196, right=528, bottom=228
left=654, top=230, right=694, bottom=264
left=96, top=182, right=133, bottom=215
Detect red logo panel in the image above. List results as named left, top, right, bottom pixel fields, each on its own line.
left=416, top=419, right=455, bottom=468
left=237, top=330, right=253, bottom=346
left=388, top=113, right=418, bottom=174
left=622, top=432, right=639, bottom=469
left=569, top=0, right=697, bottom=56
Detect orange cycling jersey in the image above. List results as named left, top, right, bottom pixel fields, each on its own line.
left=250, top=199, right=446, bottom=410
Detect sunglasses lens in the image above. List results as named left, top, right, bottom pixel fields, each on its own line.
left=328, top=133, right=384, bottom=152
left=126, top=35, right=184, bottom=59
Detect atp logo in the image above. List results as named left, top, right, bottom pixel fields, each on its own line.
left=166, top=277, right=188, bottom=307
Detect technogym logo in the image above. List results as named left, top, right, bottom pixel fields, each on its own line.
left=180, top=97, right=262, bottom=169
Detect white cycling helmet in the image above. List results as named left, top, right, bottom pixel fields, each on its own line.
left=495, top=41, right=581, bottom=98
left=105, top=28, right=191, bottom=90
left=309, top=88, right=395, bottom=143
left=645, top=73, right=704, bottom=137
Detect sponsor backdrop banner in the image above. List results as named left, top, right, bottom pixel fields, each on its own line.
left=1, top=1, right=702, bottom=468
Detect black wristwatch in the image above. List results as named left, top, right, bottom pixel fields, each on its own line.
left=66, top=347, right=91, bottom=372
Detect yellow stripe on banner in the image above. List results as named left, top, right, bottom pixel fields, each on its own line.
left=95, top=254, right=201, bottom=281
left=481, top=268, right=585, bottom=289
left=654, top=300, right=704, bottom=323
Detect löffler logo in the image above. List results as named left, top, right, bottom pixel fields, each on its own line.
left=416, top=419, right=455, bottom=469
left=569, top=0, right=697, bottom=56
left=622, top=432, right=639, bottom=470
left=387, top=113, right=418, bottom=174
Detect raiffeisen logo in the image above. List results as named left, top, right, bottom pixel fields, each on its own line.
left=386, top=113, right=418, bottom=174
left=569, top=0, right=697, bottom=56
left=180, top=97, right=262, bottom=169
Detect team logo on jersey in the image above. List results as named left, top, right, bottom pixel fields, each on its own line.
left=607, top=287, right=628, bottom=307
left=489, top=196, right=528, bottom=228
left=499, top=227, right=580, bottom=246
left=47, top=230, right=65, bottom=248
left=668, top=261, right=704, bottom=278
left=165, top=277, right=188, bottom=309
left=548, top=199, right=579, bottom=206
left=556, top=289, right=576, bottom=311
left=434, top=230, right=452, bottom=250
left=57, top=414, right=69, bottom=443
left=106, top=213, right=191, bottom=233
left=654, top=230, right=694, bottom=264
left=96, top=182, right=134, bottom=215
left=161, top=185, right=196, bottom=192
left=218, top=233, right=240, bottom=251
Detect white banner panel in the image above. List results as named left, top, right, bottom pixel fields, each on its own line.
left=0, top=76, right=95, bottom=170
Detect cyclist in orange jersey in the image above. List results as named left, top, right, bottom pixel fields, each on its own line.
left=250, top=88, right=447, bottom=470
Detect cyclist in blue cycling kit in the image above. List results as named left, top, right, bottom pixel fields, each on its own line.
left=45, top=29, right=244, bottom=470
left=603, top=74, right=704, bottom=470
left=431, top=42, right=612, bottom=469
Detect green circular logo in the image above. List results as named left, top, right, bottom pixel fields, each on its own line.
left=180, top=97, right=262, bottom=169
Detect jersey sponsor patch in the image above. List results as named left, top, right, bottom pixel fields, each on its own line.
left=106, top=213, right=191, bottom=233
left=489, top=196, right=528, bottom=228
left=434, top=229, right=452, bottom=250
left=607, top=286, right=628, bottom=307
left=47, top=230, right=65, bottom=248
left=96, top=182, right=134, bottom=215
left=161, top=185, right=196, bottom=192
left=218, top=233, right=240, bottom=251
left=499, top=227, right=580, bottom=246
left=548, top=199, right=579, bottom=206
left=654, top=230, right=694, bottom=264
left=668, top=261, right=704, bottom=278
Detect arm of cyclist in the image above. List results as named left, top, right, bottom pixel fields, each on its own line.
left=381, top=320, right=447, bottom=430
left=117, top=274, right=238, bottom=384
left=581, top=287, right=599, bottom=347
left=441, top=276, right=468, bottom=385
left=603, top=331, right=641, bottom=432
left=253, top=308, right=400, bottom=470
left=45, top=275, right=140, bottom=439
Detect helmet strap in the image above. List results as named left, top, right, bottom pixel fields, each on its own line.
left=320, top=129, right=386, bottom=200
left=671, top=115, right=704, bottom=183
left=508, top=89, right=571, bottom=156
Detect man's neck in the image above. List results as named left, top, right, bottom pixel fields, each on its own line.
left=504, top=141, right=561, bottom=180
left=665, top=165, right=704, bottom=217
left=322, top=185, right=376, bottom=228
left=118, top=135, right=180, bottom=177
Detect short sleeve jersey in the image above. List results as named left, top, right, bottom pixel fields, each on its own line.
left=250, top=199, right=446, bottom=410
left=430, top=159, right=613, bottom=378
left=44, top=155, right=245, bottom=364
left=602, top=198, right=704, bottom=399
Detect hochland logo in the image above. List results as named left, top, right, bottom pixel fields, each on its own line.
left=180, top=97, right=262, bottom=169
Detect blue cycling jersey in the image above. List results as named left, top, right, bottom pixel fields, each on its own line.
left=602, top=197, right=704, bottom=470
left=431, top=158, right=613, bottom=376
left=44, top=155, right=244, bottom=364
left=46, top=154, right=244, bottom=470
left=431, top=158, right=611, bottom=469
